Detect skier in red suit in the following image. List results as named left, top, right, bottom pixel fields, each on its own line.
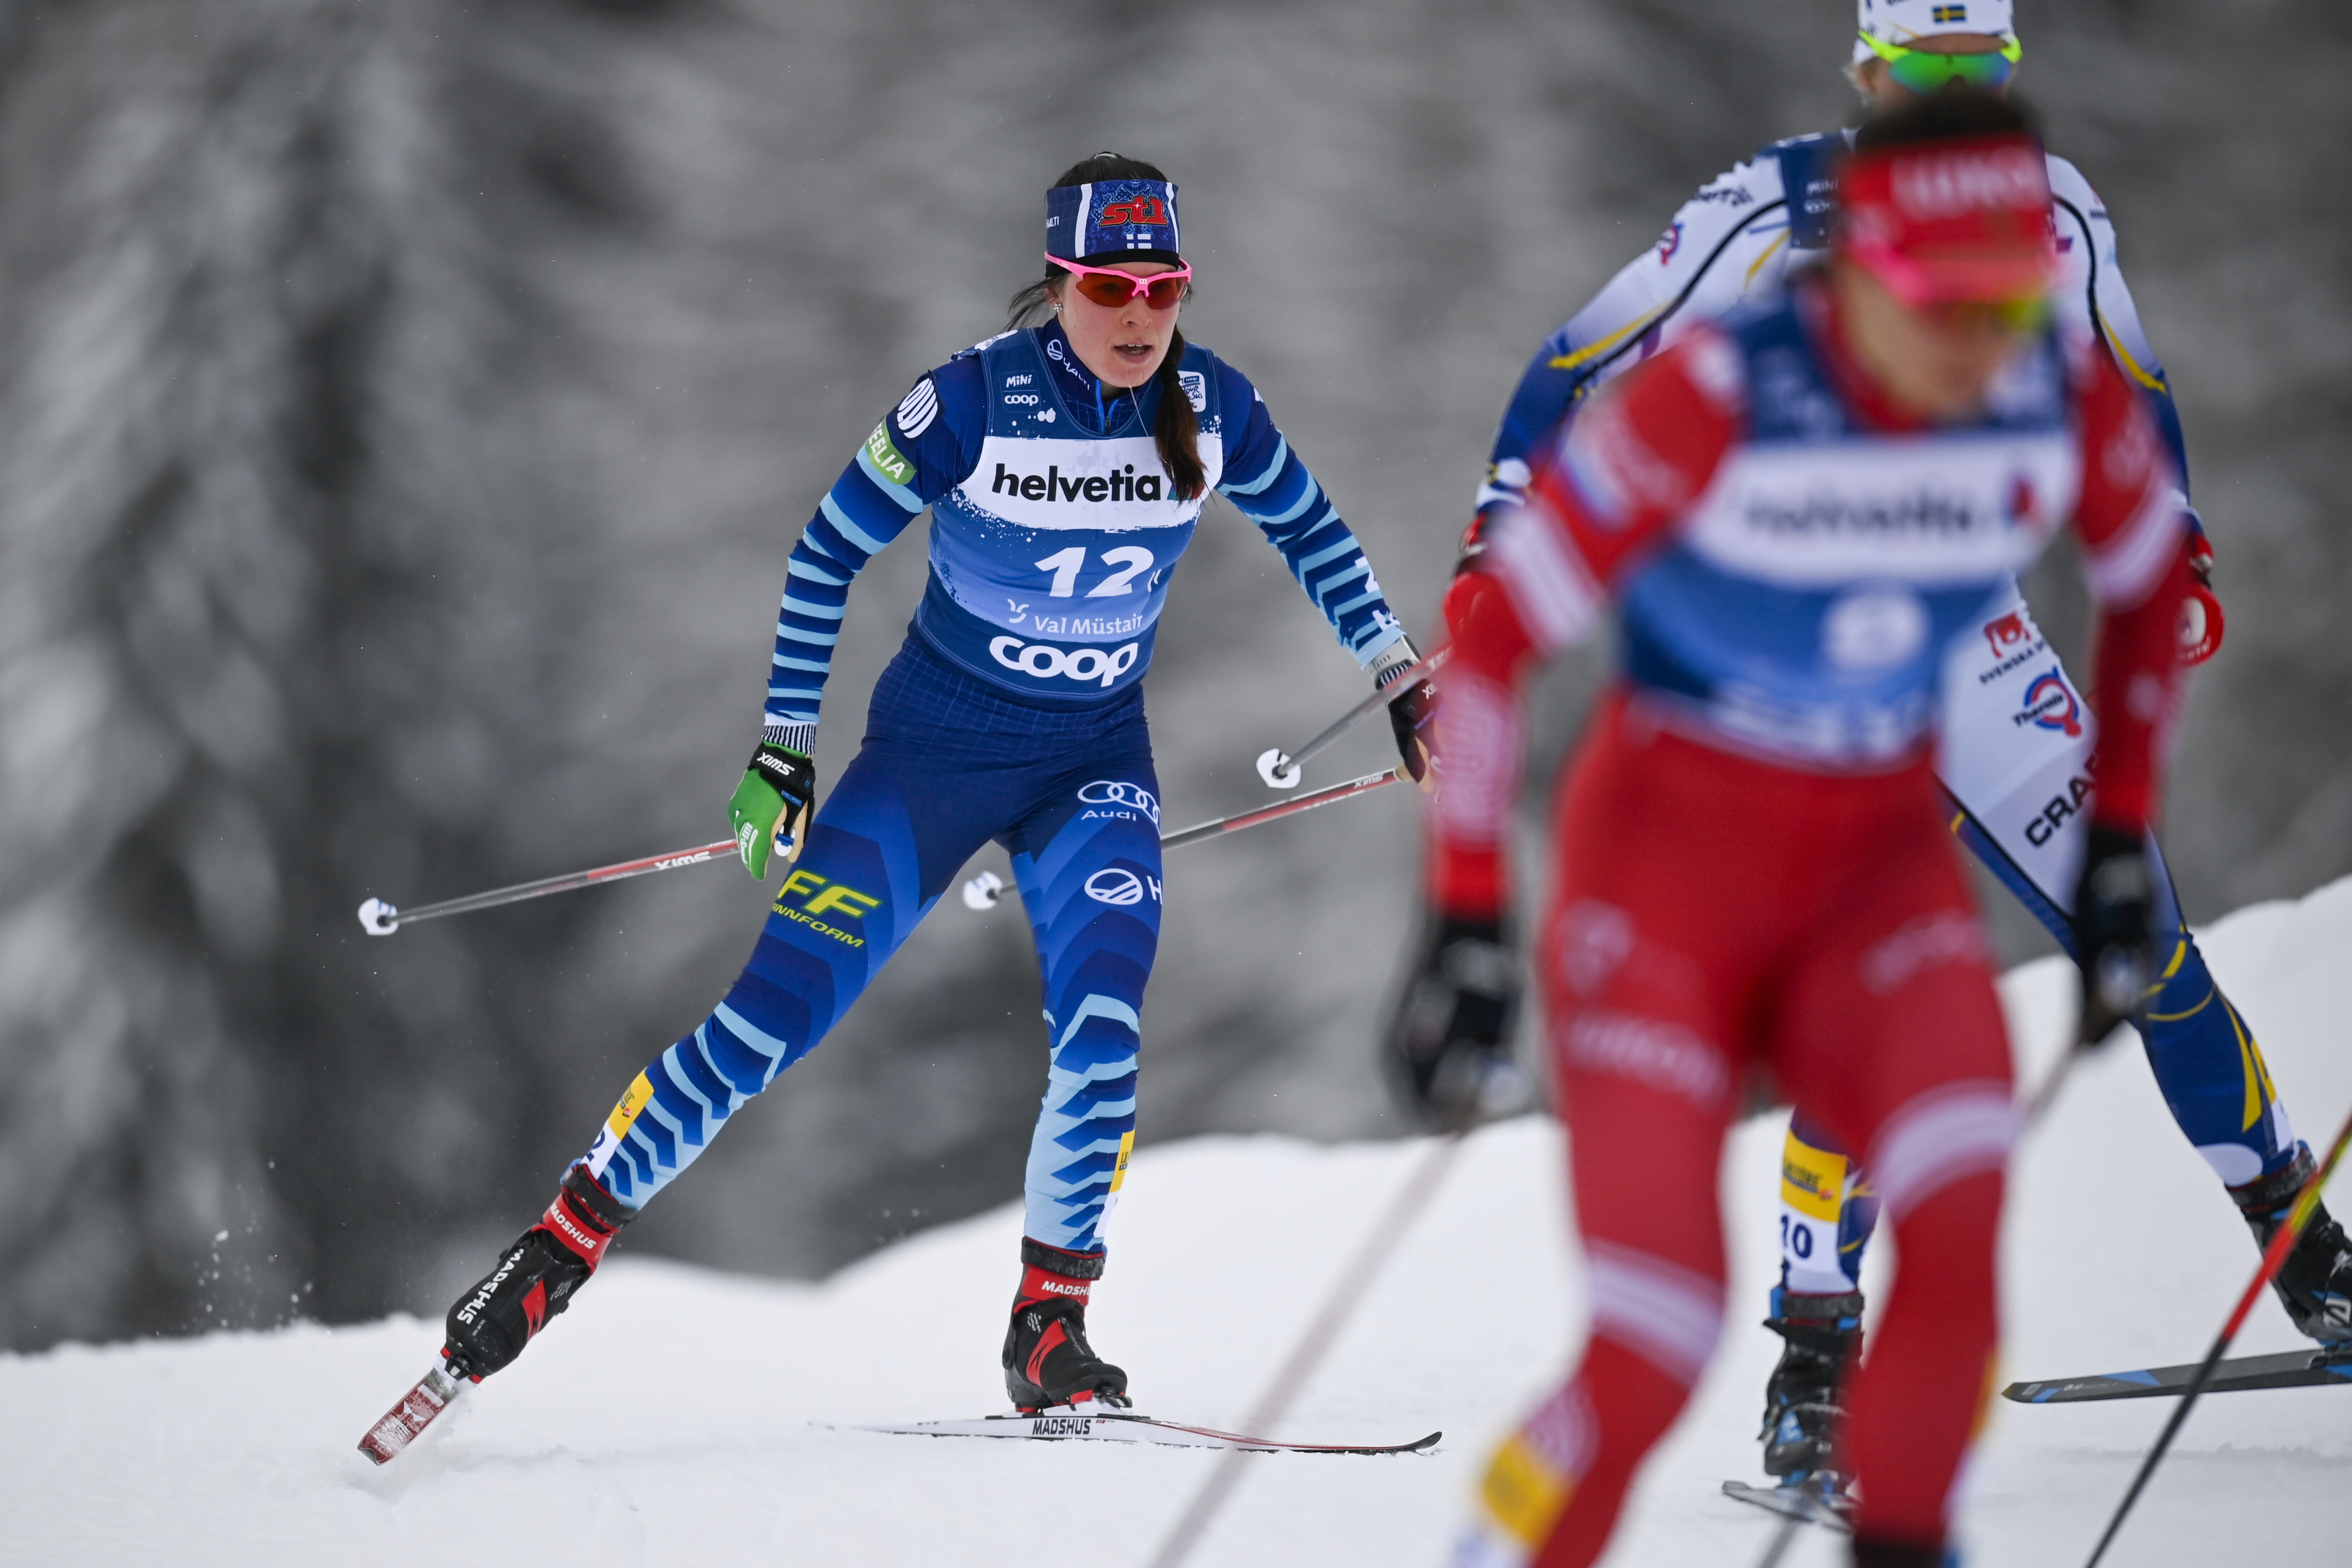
left=1435, top=94, right=2191, bottom=1568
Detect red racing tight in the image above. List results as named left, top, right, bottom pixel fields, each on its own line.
left=1463, top=696, right=2015, bottom=1566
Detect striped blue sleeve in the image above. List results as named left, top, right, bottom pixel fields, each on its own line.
left=1212, top=359, right=1407, bottom=669
left=764, top=356, right=985, bottom=747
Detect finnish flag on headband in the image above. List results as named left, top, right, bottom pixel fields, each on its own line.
left=1045, top=179, right=1182, bottom=262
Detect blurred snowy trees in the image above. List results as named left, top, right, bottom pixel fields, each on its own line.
left=0, top=0, right=626, bottom=1344
left=0, top=0, right=2344, bottom=1349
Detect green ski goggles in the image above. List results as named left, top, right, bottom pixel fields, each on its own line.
left=1860, top=31, right=2024, bottom=93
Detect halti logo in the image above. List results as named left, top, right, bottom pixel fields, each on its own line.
left=1084, top=868, right=1160, bottom=907
left=894, top=378, right=938, bottom=440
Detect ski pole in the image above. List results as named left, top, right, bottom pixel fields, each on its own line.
left=1144, top=1131, right=1466, bottom=1568
left=356, top=838, right=740, bottom=936
left=2080, top=1097, right=2352, bottom=1568
left=1256, top=647, right=1449, bottom=789
left=961, top=767, right=1407, bottom=909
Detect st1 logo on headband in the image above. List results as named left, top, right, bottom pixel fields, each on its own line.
left=1099, top=195, right=1168, bottom=227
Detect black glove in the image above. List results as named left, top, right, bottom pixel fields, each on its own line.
left=1387, top=915, right=1525, bottom=1130
left=1386, top=668, right=1438, bottom=785
left=2073, top=824, right=2157, bottom=1046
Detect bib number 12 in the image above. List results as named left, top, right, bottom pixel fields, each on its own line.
left=1036, top=546, right=1154, bottom=599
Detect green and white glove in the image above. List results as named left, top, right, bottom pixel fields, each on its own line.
left=728, top=741, right=818, bottom=880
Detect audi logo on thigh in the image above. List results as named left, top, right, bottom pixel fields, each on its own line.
left=990, top=636, right=1140, bottom=688
left=1084, top=868, right=1148, bottom=906
left=1077, top=779, right=1161, bottom=825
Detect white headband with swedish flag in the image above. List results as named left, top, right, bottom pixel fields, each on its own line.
left=1853, top=0, right=2018, bottom=62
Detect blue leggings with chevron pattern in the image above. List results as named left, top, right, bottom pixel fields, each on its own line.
left=581, top=633, right=1162, bottom=1255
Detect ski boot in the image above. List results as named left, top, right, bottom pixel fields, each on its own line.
left=2232, top=1149, right=2352, bottom=1344
left=1002, top=1238, right=1129, bottom=1411
left=443, top=1163, right=634, bottom=1380
left=1758, top=1288, right=1862, bottom=1481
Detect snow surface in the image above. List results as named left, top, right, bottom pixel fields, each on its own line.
left=8, top=878, right=2352, bottom=1567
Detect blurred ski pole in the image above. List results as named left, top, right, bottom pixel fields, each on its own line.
left=356, top=838, right=739, bottom=936
left=1255, top=646, right=1448, bottom=788
left=961, top=765, right=1407, bottom=910
left=2021, top=951, right=2156, bottom=1128
left=2080, top=1097, right=2352, bottom=1568
left=1143, top=1132, right=1466, bottom=1568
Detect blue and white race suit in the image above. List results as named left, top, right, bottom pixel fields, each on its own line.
left=578, top=320, right=1405, bottom=1257
left=1477, top=133, right=2297, bottom=1300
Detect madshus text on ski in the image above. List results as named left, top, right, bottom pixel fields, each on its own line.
left=358, top=7, right=2350, bottom=1568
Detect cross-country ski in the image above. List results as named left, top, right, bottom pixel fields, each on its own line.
left=1721, top=1478, right=1852, bottom=1532
left=843, top=1409, right=1440, bottom=1454
left=2004, top=1346, right=2352, bottom=1405
left=356, top=1360, right=469, bottom=1465
left=3, top=867, right=2350, bottom=1565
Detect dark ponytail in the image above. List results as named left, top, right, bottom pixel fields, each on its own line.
left=1151, top=326, right=1205, bottom=502
left=1004, top=151, right=1205, bottom=503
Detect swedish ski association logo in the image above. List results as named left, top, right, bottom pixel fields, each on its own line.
left=2017, top=667, right=2083, bottom=739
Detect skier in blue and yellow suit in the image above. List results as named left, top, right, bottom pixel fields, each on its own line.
left=438, top=153, right=1434, bottom=1411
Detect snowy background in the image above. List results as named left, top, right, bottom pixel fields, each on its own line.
left=0, top=0, right=2347, bottom=1354
left=5, top=877, right=2350, bottom=1564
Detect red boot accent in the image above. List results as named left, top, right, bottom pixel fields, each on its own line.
left=539, top=1172, right=623, bottom=1268
left=1024, top=1317, right=1071, bottom=1388
left=1014, top=1262, right=1093, bottom=1312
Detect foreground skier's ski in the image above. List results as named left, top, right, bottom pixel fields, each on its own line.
left=357, top=1359, right=469, bottom=1464
left=846, top=1408, right=1439, bottom=1454
left=1722, top=1478, right=1852, bottom=1533
left=2002, top=1344, right=2352, bottom=1404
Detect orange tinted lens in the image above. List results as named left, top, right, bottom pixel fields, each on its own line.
left=1072, top=273, right=1136, bottom=308
left=1141, top=276, right=1188, bottom=309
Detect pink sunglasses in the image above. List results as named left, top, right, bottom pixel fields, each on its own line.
left=1050, top=253, right=1193, bottom=310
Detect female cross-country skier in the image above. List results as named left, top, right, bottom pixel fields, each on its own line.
left=1392, top=0, right=2350, bottom=1490
left=1430, top=94, right=2191, bottom=1568
left=435, top=153, right=1432, bottom=1413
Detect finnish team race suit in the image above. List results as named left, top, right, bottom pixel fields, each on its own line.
left=1473, top=132, right=2311, bottom=1353
left=1436, top=267, right=2190, bottom=1562
left=565, top=312, right=1405, bottom=1327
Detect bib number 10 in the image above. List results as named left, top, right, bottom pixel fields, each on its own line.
left=1036, top=545, right=1154, bottom=599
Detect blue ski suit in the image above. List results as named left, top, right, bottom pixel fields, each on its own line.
left=578, top=320, right=1406, bottom=1256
